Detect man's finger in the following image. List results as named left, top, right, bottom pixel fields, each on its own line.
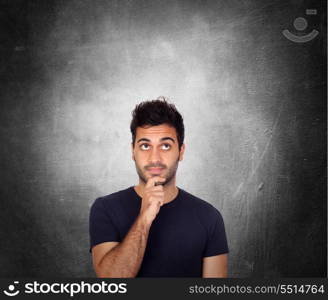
left=146, top=176, right=165, bottom=188
left=154, top=181, right=165, bottom=186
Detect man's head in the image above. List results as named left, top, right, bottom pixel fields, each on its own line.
left=130, top=98, right=185, bottom=186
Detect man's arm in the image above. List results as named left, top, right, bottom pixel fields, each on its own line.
left=92, top=214, right=151, bottom=278
left=92, top=176, right=166, bottom=278
left=202, top=254, right=228, bottom=278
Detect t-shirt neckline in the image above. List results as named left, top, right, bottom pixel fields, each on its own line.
left=130, top=185, right=182, bottom=209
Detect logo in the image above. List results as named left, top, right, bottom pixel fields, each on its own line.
left=282, top=9, right=319, bottom=43
left=2, top=281, right=128, bottom=297
left=3, top=281, right=20, bottom=297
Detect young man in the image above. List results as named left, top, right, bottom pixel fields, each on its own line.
left=89, top=99, right=229, bottom=277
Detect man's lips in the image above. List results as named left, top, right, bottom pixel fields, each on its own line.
left=147, top=168, right=165, bottom=173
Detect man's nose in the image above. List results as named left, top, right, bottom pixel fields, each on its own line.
left=149, top=147, right=161, bottom=163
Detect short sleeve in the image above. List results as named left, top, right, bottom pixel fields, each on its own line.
left=203, top=209, right=229, bottom=257
left=89, top=197, right=121, bottom=252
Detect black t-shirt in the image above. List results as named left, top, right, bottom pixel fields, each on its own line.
left=89, top=186, right=229, bottom=277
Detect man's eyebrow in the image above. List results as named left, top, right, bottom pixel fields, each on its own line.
left=136, top=137, right=176, bottom=143
left=160, top=137, right=175, bottom=143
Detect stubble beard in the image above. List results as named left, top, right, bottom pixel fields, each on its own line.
left=135, top=157, right=180, bottom=186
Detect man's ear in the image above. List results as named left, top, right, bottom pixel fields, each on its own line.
left=179, top=143, right=185, bottom=161
left=131, top=143, right=135, bottom=161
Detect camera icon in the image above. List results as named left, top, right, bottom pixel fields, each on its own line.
left=3, top=281, right=20, bottom=297
left=282, top=9, right=319, bottom=43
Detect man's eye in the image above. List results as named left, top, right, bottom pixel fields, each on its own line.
left=140, top=144, right=150, bottom=150
left=163, top=144, right=171, bottom=150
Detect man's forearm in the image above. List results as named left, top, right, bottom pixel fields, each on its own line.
left=96, top=215, right=151, bottom=278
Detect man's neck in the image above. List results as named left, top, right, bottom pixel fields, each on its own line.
left=134, top=179, right=178, bottom=205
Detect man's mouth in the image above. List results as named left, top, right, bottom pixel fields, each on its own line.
left=147, top=167, right=165, bottom=174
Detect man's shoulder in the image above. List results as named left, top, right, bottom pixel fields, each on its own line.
left=179, top=188, right=220, bottom=214
left=92, top=186, right=133, bottom=208
left=179, top=188, right=225, bottom=229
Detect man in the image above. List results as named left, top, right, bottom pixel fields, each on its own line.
left=89, top=98, right=229, bottom=277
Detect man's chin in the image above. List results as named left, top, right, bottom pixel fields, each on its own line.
left=149, top=173, right=165, bottom=178
left=142, top=173, right=165, bottom=184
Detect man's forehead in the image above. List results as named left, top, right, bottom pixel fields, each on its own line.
left=136, top=124, right=177, bottom=140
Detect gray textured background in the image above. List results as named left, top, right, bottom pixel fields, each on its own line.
left=0, top=0, right=326, bottom=277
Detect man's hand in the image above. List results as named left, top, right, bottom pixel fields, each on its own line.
left=139, top=176, right=166, bottom=225
left=92, top=176, right=165, bottom=278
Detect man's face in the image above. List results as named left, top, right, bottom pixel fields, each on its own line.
left=132, top=123, right=185, bottom=186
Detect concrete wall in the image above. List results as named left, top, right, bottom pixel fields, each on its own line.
left=0, top=0, right=326, bottom=277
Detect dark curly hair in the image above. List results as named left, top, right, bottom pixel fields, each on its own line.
left=130, top=97, right=184, bottom=150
